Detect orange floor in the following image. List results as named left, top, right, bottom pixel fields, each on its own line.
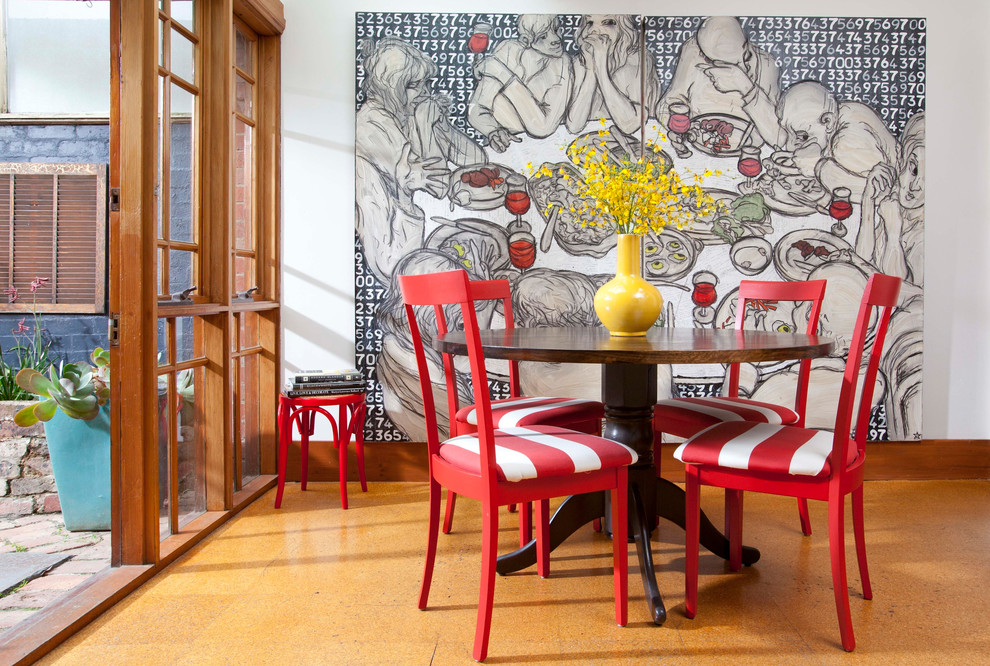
left=40, top=480, right=990, bottom=664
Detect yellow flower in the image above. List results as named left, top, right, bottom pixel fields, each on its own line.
left=557, top=133, right=720, bottom=236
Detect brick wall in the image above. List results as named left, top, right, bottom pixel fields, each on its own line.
left=0, top=123, right=110, bottom=367
left=0, top=401, right=59, bottom=517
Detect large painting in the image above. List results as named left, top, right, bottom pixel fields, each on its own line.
left=354, top=14, right=925, bottom=443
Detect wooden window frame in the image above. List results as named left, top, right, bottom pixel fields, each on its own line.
left=0, top=0, right=284, bottom=662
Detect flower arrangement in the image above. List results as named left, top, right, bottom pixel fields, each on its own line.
left=529, top=120, right=723, bottom=236
left=0, top=277, right=54, bottom=401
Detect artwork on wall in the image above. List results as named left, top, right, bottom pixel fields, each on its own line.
left=354, top=13, right=925, bottom=443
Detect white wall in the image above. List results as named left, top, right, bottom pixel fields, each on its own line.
left=281, top=0, right=990, bottom=439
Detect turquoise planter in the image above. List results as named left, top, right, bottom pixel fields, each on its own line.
left=43, top=404, right=111, bottom=531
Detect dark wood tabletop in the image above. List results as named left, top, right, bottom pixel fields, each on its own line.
left=434, top=326, right=834, bottom=365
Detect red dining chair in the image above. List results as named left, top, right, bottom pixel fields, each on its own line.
left=440, top=279, right=604, bottom=544
left=400, top=269, right=634, bottom=662
left=677, top=273, right=901, bottom=651
left=655, top=279, right=827, bottom=536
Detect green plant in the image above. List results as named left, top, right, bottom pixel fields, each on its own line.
left=0, top=278, right=54, bottom=401
left=13, top=347, right=110, bottom=426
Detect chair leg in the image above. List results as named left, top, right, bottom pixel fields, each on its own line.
left=474, top=501, right=499, bottom=662
left=685, top=466, right=700, bottom=619
left=725, top=489, right=743, bottom=572
left=338, top=413, right=349, bottom=510
left=275, top=402, right=290, bottom=508
left=299, top=411, right=312, bottom=491
left=442, top=490, right=457, bottom=534
left=519, top=501, right=533, bottom=548
left=612, top=467, right=628, bottom=627
left=798, top=498, right=813, bottom=536
left=852, top=486, right=872, bottom=600
left=828, top=490, right=856, bottom=651
left=349, top=402, right=369, bottom=493
left=535, top=499, right=550, bottom=578
left=418, top=478, right=442, bottom=610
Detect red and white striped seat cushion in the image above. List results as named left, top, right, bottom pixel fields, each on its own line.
left=457, top=396, right=603, bottom=429
left=655, top=396, right=800, bottom=439
left=439, top=425, right=637, bottom=483
left=674, top=421, right=849, bottom=477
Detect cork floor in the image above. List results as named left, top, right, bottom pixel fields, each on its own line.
left=39, top=480, right=990, bottom=665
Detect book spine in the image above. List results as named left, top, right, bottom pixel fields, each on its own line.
left=290, top=381, right=365, bottom=391
left=285, top=387, right=366, bottom=398
left=294, top=373, right=362, bottom=384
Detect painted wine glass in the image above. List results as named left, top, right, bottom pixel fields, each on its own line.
left=504, top=173, right=531, bottom=218
left=737, top=145, right=762, bottom=187
left=668, top=103, right=691, bottom=137
left=691, top=270, right=719, bottom=327
left=828, top=186, right=852, bottom=237
left=468, top=23, right=491, bottom=54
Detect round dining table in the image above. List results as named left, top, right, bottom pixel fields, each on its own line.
left=434, top=325, right=834, bottom=625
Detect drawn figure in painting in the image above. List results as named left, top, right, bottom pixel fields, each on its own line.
left=772, top=80, right=898, bottom=206
left=356, top=38, right=487, bottom=284
left=658, top=16, right=782, bottom=159
left=567, top=14, right=662, bottom=137
left=856, top=111, right=924, bottom=439
left=856, top=111, right=925, bottom=285
left=468, top=15, right=574, bottom=151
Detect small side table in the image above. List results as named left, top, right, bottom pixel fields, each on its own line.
left=276, top=392, right=368, bottom=509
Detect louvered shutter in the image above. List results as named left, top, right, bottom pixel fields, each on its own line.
left=0, top=163, right=107, bottom=313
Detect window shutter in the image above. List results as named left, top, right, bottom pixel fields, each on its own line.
left=0, top=163, right=107, bottom=314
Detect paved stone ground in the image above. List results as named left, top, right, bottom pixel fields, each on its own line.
left=0, top=514, right=110, bottom=632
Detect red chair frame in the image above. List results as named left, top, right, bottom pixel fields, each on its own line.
left=400, top=269, right=629, bottom=662
left=438, top=279, right=603, bottom=543
left=682, top=273, right=901, bottom=651
left=275, top=393, right=367, bottom=509
left=656, top=279, right=826, bottom=535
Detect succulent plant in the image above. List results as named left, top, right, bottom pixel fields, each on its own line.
left=90, top=347, right=110, bottom=405
left=13, top=356, right=108, bottom=426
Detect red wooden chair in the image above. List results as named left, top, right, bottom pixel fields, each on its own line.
left=676, top=273, right=901, bottom=651
left=655, top=279, right=826, bottom=535
left=439, top=279, right=604, bottom=544
left=399, top=269, right=634, bottom=662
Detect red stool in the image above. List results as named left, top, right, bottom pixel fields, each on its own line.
left=276, top=392, right=368, bottom=509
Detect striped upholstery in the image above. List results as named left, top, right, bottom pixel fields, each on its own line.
left=439, top=425, right=638, bottom=483
left=674, top=421, right=851, bottom=477
left=458, top=396, right=604, bottom=429
left=655, top=396, right=800, bottom=439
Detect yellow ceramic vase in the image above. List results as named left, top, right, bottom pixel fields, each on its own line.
left=594, top=233, right=663, bottom=336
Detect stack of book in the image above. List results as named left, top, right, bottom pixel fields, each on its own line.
left=284, top=368, right=365, bottom=398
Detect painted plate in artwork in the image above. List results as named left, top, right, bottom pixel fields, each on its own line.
left=686, top=113, right=750, bottom=157
left=448, top=164, right=513, bottom=211
left=773, top=228, right=857, bottom=281
left=739, top=151, right=827, bottom=216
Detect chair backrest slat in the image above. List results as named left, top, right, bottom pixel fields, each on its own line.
left=469, top=279, right=521, bottom=398
left=831, top=273, right=901, bottom=474
left=399, top=270, right=499, bottom=489
left=732, top=279, right=827, bottom=425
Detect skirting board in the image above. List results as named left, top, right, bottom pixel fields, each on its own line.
left=281, top=439, right=990, bottom=484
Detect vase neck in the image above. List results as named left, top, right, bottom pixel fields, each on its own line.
left=615, top=233, right=642, bottom=277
